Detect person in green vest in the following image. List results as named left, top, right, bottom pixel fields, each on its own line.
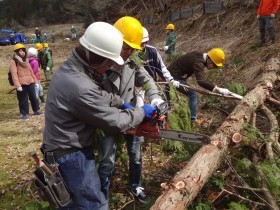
left=43, top=43, right=54, bottom=82
left=164, top=23, right=176, bottom=61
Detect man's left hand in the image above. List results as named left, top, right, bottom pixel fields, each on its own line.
left=171, top=80, right=180, bottom=88
left=122, top=102, right=134, bottom=109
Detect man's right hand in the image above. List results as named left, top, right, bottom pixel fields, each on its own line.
left=17, top=87, right=23, bottom=92
left=141, top=104, right=157, bottom=120
left=257, top=15, right=260, bottom=19
left=270, top=14, right=275, bottom=18
left=213, top=86, right=230, bottom=95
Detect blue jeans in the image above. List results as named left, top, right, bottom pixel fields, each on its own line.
left=177, top=80, right=198, bottom=120
left=98, top=134, right=142, bottom=199
left=45, top=147, right=108, bottom=210
left=259, top=15, right=275, bottom=43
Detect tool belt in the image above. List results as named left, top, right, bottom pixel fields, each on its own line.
left=33, top=153, right=72, bottom=208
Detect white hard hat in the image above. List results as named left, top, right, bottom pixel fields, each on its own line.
left=142, top=27, right=149, bottom=43
left=27, top=47, right=38, bottom=57
left=79, top=22, right=124, bottom=65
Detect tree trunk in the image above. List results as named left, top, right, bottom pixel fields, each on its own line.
left=151, top=57, right=280, bottom=210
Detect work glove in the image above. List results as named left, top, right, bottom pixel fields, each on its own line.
left=17, top=87, right=23, bottom=92
left=46, top=67, right=50, bottom=71
left=164, top=46, right=169, bottom=52
left=136, top=90, right=145, bottom=107
left=141, top=104, right=157, bottom=120
left=35, top=83, right=39, bottom=89
left=151, top=98, right=164, bottom=107
left=121, top=102, right=134, bottom=109
left=270, top=13, right=275, bottom=18
left=170, top=79, right=180, bottom=88
left=257, top=15, right=260, bottom=19
left=213, top=86, right=230, bottom=95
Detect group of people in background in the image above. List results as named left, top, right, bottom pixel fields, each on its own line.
left=9, top=43, right=44, bottom=120
left=9, top=41, right=54, bottom=120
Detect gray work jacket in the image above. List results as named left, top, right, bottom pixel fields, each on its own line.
left=43, top=53, right=145, bottom=151
left=102, top=60, right=162, bottom=106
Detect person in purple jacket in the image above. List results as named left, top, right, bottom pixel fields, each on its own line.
left=27, top=47, right=45, bottom=104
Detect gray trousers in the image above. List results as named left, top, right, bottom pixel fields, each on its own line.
left=259, top=15, right=275, bottom=43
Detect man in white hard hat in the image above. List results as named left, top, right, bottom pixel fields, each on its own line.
left=41, top=22, right=156, bottom=209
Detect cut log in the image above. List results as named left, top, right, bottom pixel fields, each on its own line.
left=150, top=57, right=280, bottom=209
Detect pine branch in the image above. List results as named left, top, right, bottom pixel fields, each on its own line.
left=252, top=154, right=280, bottom=210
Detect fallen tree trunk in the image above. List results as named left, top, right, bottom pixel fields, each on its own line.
left=151, top=57, right=280, bottom=209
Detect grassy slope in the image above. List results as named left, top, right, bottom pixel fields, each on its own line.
left=0, top=46, right=65, bottom=208
left=0, top=67, right=45, bottom=208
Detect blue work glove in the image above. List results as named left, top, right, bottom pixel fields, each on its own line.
left=121, top=102, right=134, bottom=109
left=141, top=104, right=157, bottom=120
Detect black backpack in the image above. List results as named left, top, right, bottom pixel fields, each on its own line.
left=8, top=71, right=14, bottom=86
left=8, top=60, right=17, bottom=86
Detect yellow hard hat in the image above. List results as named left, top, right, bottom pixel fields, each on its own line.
left=165, top=23, right=175, bottom=30
left=43, top=43, right=48, bottom=48
left=208, top=48, right=225, bottom=67
left=14, top=43, right=26, bottom=51
left=114, top=16, right=143, bottom=50
left=35, top=43, right=43, bottom=51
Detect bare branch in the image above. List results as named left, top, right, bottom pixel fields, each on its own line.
left=156, top=82, right=241, bottom=100
left=223, top=189, right=267, bottom=207
left=228, top=184, right=264, bottom=193
left=267, top=96, right=280, bottom=107
left=261, top=105, right=280, bottom=156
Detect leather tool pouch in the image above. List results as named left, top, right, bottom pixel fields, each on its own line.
left=33, top=163, right=71, bottom=208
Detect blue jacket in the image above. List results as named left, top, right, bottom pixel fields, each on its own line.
left=143, top=45, right=173, bottom=82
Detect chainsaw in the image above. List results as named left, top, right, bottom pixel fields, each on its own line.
left=126, top=102, right=211, bottom=144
